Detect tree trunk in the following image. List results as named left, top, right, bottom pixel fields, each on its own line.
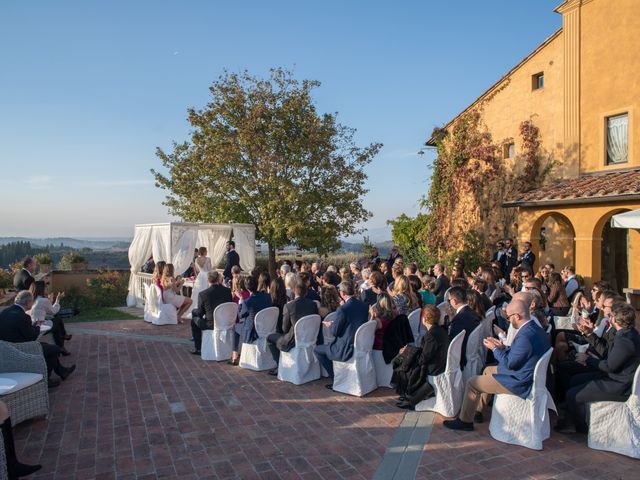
left=268, top=243, right=277, bottom=279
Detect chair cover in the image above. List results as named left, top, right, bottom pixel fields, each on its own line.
left=332, top=321, right=378, bottom=397
left=277, top=315, right=322, bottom=385
left=463, top=324, right=485, bottom=384
left=143, top=284, right=178, bottom=325
left=415, top=331, right=465, bottom=417
left=488, top=348, right=556, bottom=450
left=407, top=308, right=422, bottom=345
left=201, top=302, right=238, bottom=361
left=373, top=349, right=393, bottom=388
left=239, top=307, right=279, bottom=371
left=587, top=365, right=640, bottom=459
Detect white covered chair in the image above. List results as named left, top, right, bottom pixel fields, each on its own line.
left=277, top=315, right=322, bottom=385
left=407, top=308, right=423, bottom=345
left=201, top=302, right=238, bottom=361
left=322, top=312, right=337, bottom=344
left=415, top=331, right=465, bottom=417
left=332, top=321, right=377, bottom=397
left=489, top=348, right=556, bottom=450
left=143, top=284, right=178, bottom=325
left=587, top=365, right=640, bottom=459
left=239, top=306, right=280, bottom=371
left=373, top=350, right=393, bottom=388
left=462, top=324, right=485, bottom=384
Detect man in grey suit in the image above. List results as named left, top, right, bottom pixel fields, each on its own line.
left=267, top=279, right=319, bottom=374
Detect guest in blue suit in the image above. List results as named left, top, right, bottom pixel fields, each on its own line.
left=444, top=298, right=550, bottom=431
left=229, top=275, right=272, bottom=365
left=314, top=281, right=369, bottom=388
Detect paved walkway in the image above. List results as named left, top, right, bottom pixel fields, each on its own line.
left=12, top=319, right=640, bottom=479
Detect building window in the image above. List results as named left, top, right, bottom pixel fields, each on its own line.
left=532, top=72, right=544, bottom=90
left=502, top=142, right=515, bottom=159
left=606, top=113, right=628, bottom=165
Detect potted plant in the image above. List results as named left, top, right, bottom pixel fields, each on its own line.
left=35, top=253, right=53, bottom=274
left=70, top=253, right=87, bottom=271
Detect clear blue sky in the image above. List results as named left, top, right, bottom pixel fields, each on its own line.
left=0, top=0, right=561, bottom=241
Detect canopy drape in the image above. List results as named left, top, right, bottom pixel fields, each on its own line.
left=126, top=222, right=256, bottom=307
left=611, top=209, right=640, bottom=229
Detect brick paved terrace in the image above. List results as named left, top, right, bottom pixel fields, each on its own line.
left=12, top=319, right=639, bottom=480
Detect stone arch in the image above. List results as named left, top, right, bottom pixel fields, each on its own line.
left=527, top=211, right=576, bottom=271
left=592, top=208, right=631, bottom=293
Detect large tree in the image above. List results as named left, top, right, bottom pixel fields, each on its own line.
left=152, top=68, right=382, bottom=276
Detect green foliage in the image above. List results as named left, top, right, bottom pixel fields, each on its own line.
left=34, top=253, right=52, bottom=265
left=152, top=67, right=382, bottom=273
left=60, top=270, right=129, bottom=309
left=57, top=252, right=86, bottom=270
left=0, top=269, right=12, bottom=290
left=387, top=213, right=434, bottom=267
left=361, top=236, right=374, bottom=256
left=0, top=242, right=47, bottom=269
left=84, top=270, right=128, bottom=308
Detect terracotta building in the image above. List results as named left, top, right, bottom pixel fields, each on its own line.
left=427, top=0, right=640, bottom=292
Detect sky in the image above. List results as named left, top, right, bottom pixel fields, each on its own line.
left=0, top=0, right=562, bottom=241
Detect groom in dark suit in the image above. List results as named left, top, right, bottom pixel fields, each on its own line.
left=190, top=271, right=233, bottom=354
left=223, top=241, right=240, bottom=285
left=13, top=257, right=36, bottom=291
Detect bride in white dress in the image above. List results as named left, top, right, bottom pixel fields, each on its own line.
left=191, top=246, right=212, bottom=311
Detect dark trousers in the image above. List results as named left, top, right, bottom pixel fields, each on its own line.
left=40, top=342, right=63, bottom=377
left=314, top=344, right=333, bottom=378
left=191, top=318, right=203, bottom=351
left=406, top=382, right=435, bottom=407
left=566, top=372, right=628, bottom=432
left=51, top=316, right=67, bottom=348
left=267, top=333, right=283, bottom=364
left=555, top=360, right=599, bottom=402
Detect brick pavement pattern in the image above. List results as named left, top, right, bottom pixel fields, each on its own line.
left=12, top=319, right=640, bottom=480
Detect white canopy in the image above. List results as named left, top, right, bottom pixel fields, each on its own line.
left=126, top=222, right=255, bottom=307
left=610, top=210, right=640, bottom=229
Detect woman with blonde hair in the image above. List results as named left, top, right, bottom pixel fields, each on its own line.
left=161, top=263, right=192, bottom=322
left=371, top=292, right=396, bottom=350
left=284, top=271, right=297, bottom=300
left=392, top=275, right=419, bottom=316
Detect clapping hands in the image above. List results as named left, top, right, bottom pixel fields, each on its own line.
left=483, top=336, right=505, bottom=351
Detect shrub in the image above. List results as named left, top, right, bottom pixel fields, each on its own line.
left=0, top=269, right=13, bottom=291
left=84, top=270, right=129, bottom=308
left=57, top=252, right=87, bottom=270
left=34, top=253, right=52, bottom=265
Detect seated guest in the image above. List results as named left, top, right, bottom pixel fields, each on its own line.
left=284, top=272, right=297, bottom=300
left=447, top=287, right=482, bottom=369
left=13, top=256, right=36, bottom=291
left=394, top=305, right=449, bottom=410
left=322, top=270, right=341, bottom=288
left=319, top=285, right=341, bottom=318
left=391, top=275, right=420, bottom=316
left=0, top=401, right=41, bottom=478
left=380, top=262, right=393, bottom=286
left=407, top=275, right=425, bottom=310
left=418, top=275, right=436, bottom=306
left=339, top=266, right=352, bottom=284
left=257, top=272, right=271, bottom=293
left=28, top=281, right=71, bottom=355
left=314, top=281, right=369, bottom=387
left=444, top=299, right=550, bottom=430
left=388, top=264, right=403, bottom=291
left=360, top=268, right=372, bottom=292
left=189, top=271, right=233, bottom=355
left=547, top=272, right=570, bottom=316
left=270, top=277, right=288, bottom=333
left=229, top=275, right=272, bottom=365
left=232, top=274, right=250, bottom=305
left=141, top=256, right=155, bottom=274
left=267, top=280, right=319, bottom=374
left=432, top=263, right=450, bottom=304
left=151, top=261, right=166, bottom=290
left=161, top=264, right=192, bottom=323
left=299, top=272, right=320, bottom=302
left=350, top=263, right=363, bottom=286
left=467, top=290, right=486, bottom=319
left=362, top=271, right=385, bottom=307
left=471, top=277, right=492, bottom=312
left=0, top=291, right=75, bottom=388
left=557, top=302, right=640, bottom=433
left=562, top=265, right=580, bottom=301
left=371, top=293, right=396, bottom=350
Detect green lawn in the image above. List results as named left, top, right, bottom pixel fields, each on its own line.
left=65, top=307, right=139, bottom=323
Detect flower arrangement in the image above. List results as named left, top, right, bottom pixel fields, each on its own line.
left=84, top=270, right=128, bottom=307
left=57, top=252, right=87, bottom=270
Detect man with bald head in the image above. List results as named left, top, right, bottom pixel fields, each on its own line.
left=444, top=298, right=550, bottom=431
